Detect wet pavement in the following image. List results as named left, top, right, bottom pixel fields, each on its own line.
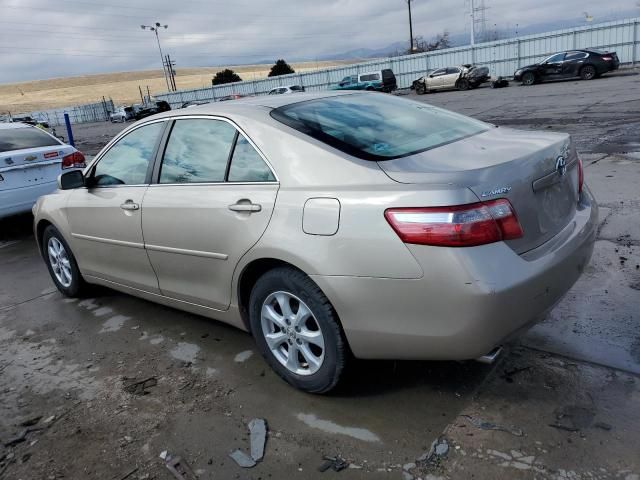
left=1, top=69, right=639, bottom=479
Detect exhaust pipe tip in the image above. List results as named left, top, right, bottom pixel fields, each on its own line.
left=475, top=346, right=503, bottom=364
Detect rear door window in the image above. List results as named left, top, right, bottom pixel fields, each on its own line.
left=565, top=51, right=588, bottom=61
left=0, top=126, right=60, bottom=153
left=159, top=119, right=236, bottom=184
left=227, top=136, right=275, bottom=182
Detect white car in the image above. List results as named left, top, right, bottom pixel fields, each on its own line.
left=412, top=65, right=491, bottom=93
left=268, top=85, right=305, bottom=95
left=110, top=106, right=134, bottom=123
left=0, top=123, right=85, bottom=219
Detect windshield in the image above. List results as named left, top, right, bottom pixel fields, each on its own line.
left=0, top=126, right=60, bottom=153
left=270, top=93, right=490, bottom=161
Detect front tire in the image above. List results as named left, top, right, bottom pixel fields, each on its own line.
left=580, top=65, right=597, bottom=80
left=416, top=81, right=427, bottom=95
left=457, top=79, right=470, bottom=91
left=522, top=72, right=536, bottom=86
left=249, top=267, right=347, bottom=393
left=42, top=225, right=86, bottom=297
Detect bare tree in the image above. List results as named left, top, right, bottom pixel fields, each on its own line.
left=410, top=31, right=451, bottom=53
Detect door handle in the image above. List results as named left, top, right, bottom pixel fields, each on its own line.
left=120, top=201, right=140, bottom=211
left=228, top=202, right=261, bottom=213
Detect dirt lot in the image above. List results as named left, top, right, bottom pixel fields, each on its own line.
left=1, top=71, right=639, bottom=480
left=0, top=60, right=356, bottom=113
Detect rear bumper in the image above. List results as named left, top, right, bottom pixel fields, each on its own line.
left=0, top=181, right=57, bottom=219
left=312, top=187, right=598, bottom=360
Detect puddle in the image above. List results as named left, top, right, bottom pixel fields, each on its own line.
left=296, top=413, right=381, bottom=442
left=78, top=298, right=98, bottom=310
left=92, top=306, right=113, bottom=317
left=170, top=342, right=200, bottom=363
left=234, top=350, right=253, bottom=363
left=0, top=327, right=100, bottom=406
left=99, top=315, right=130, bottom=333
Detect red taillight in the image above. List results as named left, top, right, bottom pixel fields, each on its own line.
left=577, top=157, right=584, bottom=194
left=61, top=151, right=86, bottom=169
left=602, top=56, right=613, bottom=61
left=384, top=199, right=523, bottom=247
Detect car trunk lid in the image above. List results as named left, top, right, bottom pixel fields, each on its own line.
left=0, top=145, right=76, bottom=190
left=377, top=127, right=580, bottom=254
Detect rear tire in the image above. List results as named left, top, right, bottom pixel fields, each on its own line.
left=522, top=72, right=536, bottom=86
left=580, top=65, right=597, bottom=80
left=42, top=225, right=86, bottom=297
left=249, top=267, right=347, bottom=394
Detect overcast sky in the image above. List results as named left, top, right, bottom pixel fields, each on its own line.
left=1, top=0, right=637, bottom=83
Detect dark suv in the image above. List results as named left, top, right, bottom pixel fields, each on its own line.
left=514, top=49, right=620, bottom=85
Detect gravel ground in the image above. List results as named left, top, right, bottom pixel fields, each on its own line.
left=1, top=69, right=639, bottom=480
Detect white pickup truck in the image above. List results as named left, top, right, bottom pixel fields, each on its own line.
left=0, top=122, right=85, bottom=219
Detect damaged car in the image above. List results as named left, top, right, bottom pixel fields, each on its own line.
left=412, top=65, right=490, bottom=94
left=34, top=92, right=596, bottom=393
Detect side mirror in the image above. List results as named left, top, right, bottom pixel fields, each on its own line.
left=58, top=170, right=85, bottom=190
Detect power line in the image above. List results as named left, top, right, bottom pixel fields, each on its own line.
left=0, top=25, right=355, bottom=42
left=0, top=45, right=286, bottom=59
left=2, top=4, right=363, bottom=23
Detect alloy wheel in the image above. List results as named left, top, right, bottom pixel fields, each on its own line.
left=48, top=237, right=72, bottom=288
left=260, top=291, right=325, bottom=376
left=523, top=73, right=535, bottom=86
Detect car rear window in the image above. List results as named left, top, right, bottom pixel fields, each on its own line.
left=270, top=94, right=490, bottom=161
left=0, top=126, right=60, bottom=153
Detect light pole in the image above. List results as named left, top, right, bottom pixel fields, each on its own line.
left=406, top=0, right=415, bottom=53
left=141, top=22, right=170, bottom=92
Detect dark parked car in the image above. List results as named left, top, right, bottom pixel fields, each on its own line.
left=514, top=49, right=619, bottom=85
left=134, top=100, right=171, bottom=120
left=10, top=116, right=50, bottom=128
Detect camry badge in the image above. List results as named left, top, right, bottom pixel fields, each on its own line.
left=481, top=186, right=512, bottom=197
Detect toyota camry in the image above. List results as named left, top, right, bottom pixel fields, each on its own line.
left=33, top=92, right=597, bottom=393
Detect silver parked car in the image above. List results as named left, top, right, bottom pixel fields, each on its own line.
left=34, top=92, right=597, bottom=393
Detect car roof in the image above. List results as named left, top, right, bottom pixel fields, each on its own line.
left=164, top=91, right=357, bottom=116
left=0, top=122, right=33, bottom=130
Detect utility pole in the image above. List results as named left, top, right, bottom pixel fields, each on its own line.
left=141, top=22, right=170, bottom=91
left=470, top=0, right=475, bottom=46
left=406, top=0, right=415, bottom=53
left=164, top=54, right=177, bottom=91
